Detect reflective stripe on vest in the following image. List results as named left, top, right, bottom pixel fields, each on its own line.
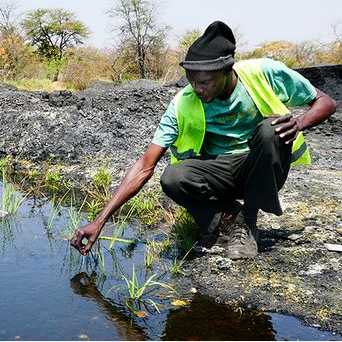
left=170, top=58, right=311, bottom=166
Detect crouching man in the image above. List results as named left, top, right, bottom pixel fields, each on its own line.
left=72, top=21, right=336, bottom=259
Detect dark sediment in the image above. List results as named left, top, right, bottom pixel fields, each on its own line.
left=0, top=65, right=341, bottom=332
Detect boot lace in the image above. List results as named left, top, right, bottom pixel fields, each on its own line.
left=226, top=222, right=250, bottom=245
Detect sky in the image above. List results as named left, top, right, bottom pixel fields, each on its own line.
left=18, top=0, right=342, bottom=51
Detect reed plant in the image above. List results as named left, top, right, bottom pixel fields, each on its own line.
left=1, top=173, right=25, bottom=215
left=46, top=190, right=71, bottom=232
left=0, top=156, right=11, bottom=177
left=108, top=265, right=174, bottom=314
left=119, top=189, right=164, bottom=226
left=44, top=169, right=64, bottom=192
left=144, top=238, right=172, bottom=269
left=61, top=196, right=87, bottom=240
left=170, top=208, right=199, bottom=254
left=86, top=199, right=103, bottom=222
left=169, top=245, right=194, bottom=276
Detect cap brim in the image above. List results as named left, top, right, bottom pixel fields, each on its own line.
left=180, top=55, right=234, bottom=71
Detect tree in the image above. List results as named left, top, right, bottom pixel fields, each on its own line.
left=108, top=0, right=168, bottom=79
left=22, top=8, right=89, bottom=80
left=0, top=0, right=20, bottom=37
left=178, top=29, right=201, bottom=60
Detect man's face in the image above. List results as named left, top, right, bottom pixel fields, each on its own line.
left=186, top=69, right=232, bottom=103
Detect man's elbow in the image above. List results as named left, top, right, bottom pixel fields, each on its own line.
left=329, top=97, right=337, bottom=115
left=323, top=92, right=337, bottom=114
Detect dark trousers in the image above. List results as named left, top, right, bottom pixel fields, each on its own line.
left=160, top=118, right=292, bottom=232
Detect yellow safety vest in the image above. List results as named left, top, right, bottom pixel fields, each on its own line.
left=170, top=59, right=311, bottom=166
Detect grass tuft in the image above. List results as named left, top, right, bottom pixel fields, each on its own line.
left=1, top=173, right=25, bottom=215
left=170, top=207, right=199, bottom=254
left=120, top=189, right=164, bottom=226
left=108, top=265, right=174, bottom=315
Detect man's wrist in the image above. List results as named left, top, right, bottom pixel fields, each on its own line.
left=94, top=216, right=106, bottom=230
left=295, top=115, right=306, bottom=131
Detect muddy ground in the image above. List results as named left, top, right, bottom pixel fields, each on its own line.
left=189, top=111, right=342, bottom=333
left=0, top=65, right=341, bottom=333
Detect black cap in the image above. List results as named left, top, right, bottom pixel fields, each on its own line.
left=180, top=21, right=236, bottom=71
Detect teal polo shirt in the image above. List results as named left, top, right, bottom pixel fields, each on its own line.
left=152, top=58, right=317, bottom=156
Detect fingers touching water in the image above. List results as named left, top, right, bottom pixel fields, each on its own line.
left=71, top=222, right=101, bottom=256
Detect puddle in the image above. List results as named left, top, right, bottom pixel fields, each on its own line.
left=0, top=183, right=341, bottom=340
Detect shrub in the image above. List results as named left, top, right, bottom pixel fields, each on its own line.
left=60, top=47, right=113, bottom=90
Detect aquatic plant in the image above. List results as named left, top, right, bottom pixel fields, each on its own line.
left=60, top=196, right=87, bottom=240
left=92, top=167, right=112, bottom=192
left=109, top=265, right=174, bottom=314
left=144, top=238, right=172, bottom=269
left=144, top=246, right=155, bottom=269
left=1, top=173, right=25, bottom=215
left=46, top=190, right=71, bottom=232
left=119, top=189, right=164, bottom=226
left=169, top=245, right=194, bottom=276
left=0, top=156, right=11, bottom=177
left=170, top=208, right=199, bottom=253
left=86, top=199, right=103, bottom=222
left=44, top=168, right=64, bottom=192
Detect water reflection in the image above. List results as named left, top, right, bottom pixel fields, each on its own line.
left=163, top=294, right=275, bottom=341
left=69, top=274, right=278, bottom=341
left=70, top=272, right=146, bottom=341
left=0, top=217, right=20, bottom=253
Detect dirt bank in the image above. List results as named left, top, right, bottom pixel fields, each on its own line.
left=0, top=65, right=341, bottom=333
left=0, top=80, right=175, bottom=185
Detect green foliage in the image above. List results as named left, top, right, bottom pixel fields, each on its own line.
left=86, top=199, right=103, bottom=222
left=22, top=8, right=89, bottom=80
left=44, top=169, right=64, bottom=192
left=178, top=29, right=201, bottom=59
left=144, top=238, right=172, bottom=269
left=61, top=197, right=87, bottom=240
left=109, top=265, right=174, bottom=314
left=92, top=167, right=112, bottom=190
left=0, top=156, right=11, bottom=177
left=144, top=247, right=155, bottom=269
left=120, top=189, right=163, bottom=226
left=1, top=172, right=25, bottom=215
left=22, top=8, right=89, bottom=60
left=170, top=207, right=199, bottom=253
left=169, top=245, right=194, bottom=276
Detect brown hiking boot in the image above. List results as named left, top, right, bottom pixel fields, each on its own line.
left=222, top=218, right=259, bottom=259
left=194, top=208, right=242, bottom=255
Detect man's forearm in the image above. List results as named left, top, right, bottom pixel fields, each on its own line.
left=94, top=157, right=155, bottom=228
left=297, top=89, right=336, bottom=131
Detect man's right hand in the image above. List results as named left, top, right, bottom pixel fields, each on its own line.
left=71, top=221, right=102, bottom=256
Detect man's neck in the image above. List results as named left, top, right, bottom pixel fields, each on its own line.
left=218, top=71, right=237, bottom=100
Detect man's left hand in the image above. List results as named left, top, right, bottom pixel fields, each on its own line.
left=271, top=114, right=303, bottom=144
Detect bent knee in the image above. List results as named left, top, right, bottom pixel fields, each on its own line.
left=160, top=162, right=198, bottom=197
left=256, top=118, right=277, bottom=142
left=160, top=165, right=180, bottom=193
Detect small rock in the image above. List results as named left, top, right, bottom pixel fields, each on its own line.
left=287, top=233, right=303, bottom=241
left=304, top=226, right=316, bottom=233
left=324, top=243, right=342, bottom=252
left=78, top=334, right=89, bottom=340
left=302, top=263, right=326, bottom=275
left=0, top=210, right=8, bottom=218
left=216, top=256, right=232, bottom=270
left=203, top=245, right=225, bottom=255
